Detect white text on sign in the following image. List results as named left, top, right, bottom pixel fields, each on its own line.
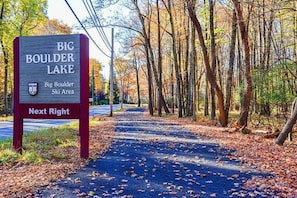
left=28, top=107, right=70, bottom=116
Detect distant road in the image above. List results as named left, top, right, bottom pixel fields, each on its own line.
left=0, top=104, right=124, bottom=141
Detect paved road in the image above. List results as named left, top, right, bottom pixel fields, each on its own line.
left=37, top=107, right=275, bottom=197
left=0, top=104, right=123, bottom=141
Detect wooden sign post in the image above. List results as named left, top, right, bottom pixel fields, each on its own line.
left=13, top=34, right=89, bottom=158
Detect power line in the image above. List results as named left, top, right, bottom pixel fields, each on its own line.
left=82, top=0, right=111, bottom=51
left=64, top=0, right=110, bottom=58
left=83, top=0, right=112, bottom=51
left=89, top=0, right=112, bottom=51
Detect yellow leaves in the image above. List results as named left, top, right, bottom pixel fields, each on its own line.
left=88, top=191, right=95, bottom=196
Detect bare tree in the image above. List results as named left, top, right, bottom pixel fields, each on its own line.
left=162, top=0, right=183, bottom=117
left=132, top=0, right=169, bottom=115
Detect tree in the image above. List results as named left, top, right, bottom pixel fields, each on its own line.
left=232, top=0, right=252, bottom=127
left=276, top=97, right=297, bottom=145
left=187, top=1, right=228, bottom=127
left=209, top=0, right=217, bottom=120
left=163, top=0, right=183, bottom=117
left=105, top=75, right=120, bottom=104
left=85, top=0, right=297, bottom=130
left=114, top=57, right=134, bottom=105
left=89, top=58, right=104, bottom=103
left=157, top=0, right=162, bottom=116
left=35, top=19, right=72, bottom=35
left=187, top=0, right=197, bottom=118
left=133, top=55, right=141, bottom=107
left=131, top=0, right=154, bottom=115
left=0, top=0, right=46, bottom=115
left=224, top=9, right=237, bottom=121
left=89, top=58, right=104, bottom=94
left=132, top=0, right=170, bottom=115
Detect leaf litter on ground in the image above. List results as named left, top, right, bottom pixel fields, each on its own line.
left=1, top=110, right=296, bottom=197
left=157, top=115, right=297, bottom=198
left=0, top=115, right=115, bottom=197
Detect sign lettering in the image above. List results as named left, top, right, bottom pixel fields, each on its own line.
left=57, top=41, right=74, bottom=51
left=14, top=34, right=90, bottom=158
left=19, top=35, right=80, bottom=103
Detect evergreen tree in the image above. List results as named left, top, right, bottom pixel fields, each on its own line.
left=105, top=74, right=120, bottom=104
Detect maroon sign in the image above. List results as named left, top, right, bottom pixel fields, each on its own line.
left=13, top=34, right=89, bottom=158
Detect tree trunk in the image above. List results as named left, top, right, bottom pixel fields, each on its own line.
left=133, top=0, right=169, bottom=115
left=233, top=0, right=252, bottom=127
left=187, top=3, right=228, bottom=127
left=171, top=62, right=174, bottom=113
left=157, top=0, right=162, bottom=116
left=0, top=40, right=9, bottom=116
left=189, top=10, right=196, bottom=118
left=204, top=75, right=209, bottom=116
left=225, top=9, right=237, bottom=121
left=134, top=57, right=141, bottom=107
left=146, top=14, right=169, bottom=114
left=185, top=36, right=191, bottom=116
left=276, top=97, right=297, bottom=145
left=209, top=0, right=216, bottom=120
left=0, top=2, right=9, bottom=116
left=167, top=0, right=183, bottom=117
left=185, top=17, right=194, bottom=117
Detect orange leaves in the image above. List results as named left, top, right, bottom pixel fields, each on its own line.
left=0, top=116, right=115, bottom=197
left=161, top=116, right=297, bottom=197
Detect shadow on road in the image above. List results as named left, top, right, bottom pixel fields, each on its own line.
left=38, top=107, right=275, bottom=197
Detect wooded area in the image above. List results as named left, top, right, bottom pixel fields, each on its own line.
left=0, top=0, right=297, bottom=143
left=108, top=0, right=297, bottom=137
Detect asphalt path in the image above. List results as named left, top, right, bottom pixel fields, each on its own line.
left=37, top=107, right=275, bottom=197
left=0, top=104, right=123, bottom=141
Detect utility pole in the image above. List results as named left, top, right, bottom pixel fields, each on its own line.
left=109, top=28, right=114, bottom=116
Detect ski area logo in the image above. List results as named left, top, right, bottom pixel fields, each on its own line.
left=28, top=82, right=38, bottom=96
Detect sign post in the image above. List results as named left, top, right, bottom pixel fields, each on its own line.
left=13, top=34, right=89, bottom=158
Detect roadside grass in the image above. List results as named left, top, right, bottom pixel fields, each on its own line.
left=0, top=115, right=12, bottom=122
left=0, top=108, right=119, bottom=197
left=0, top=119, right=99, bottom=167
left=0, top=107, right=121, bottom=167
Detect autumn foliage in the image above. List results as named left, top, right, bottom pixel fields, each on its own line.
left=0, top=116, right=115, bottom=197
left=161, top=116, right=297, bottom=197
left=0, top=110, right=296, bottom=197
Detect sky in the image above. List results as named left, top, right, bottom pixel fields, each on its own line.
left=47, top=0, right=113, bottom=76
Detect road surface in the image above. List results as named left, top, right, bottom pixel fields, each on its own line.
left=0, top=104, right=123, bottom=141
left=37, top=107, right=275, bottom=197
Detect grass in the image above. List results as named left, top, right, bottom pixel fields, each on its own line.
left=0, top=109, right=117, bottom=167
left=0, top=121, right=81, bottom=166
left=0, top=149, right=19, bottom=166
left=0, top=115, right=12, bottom=122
